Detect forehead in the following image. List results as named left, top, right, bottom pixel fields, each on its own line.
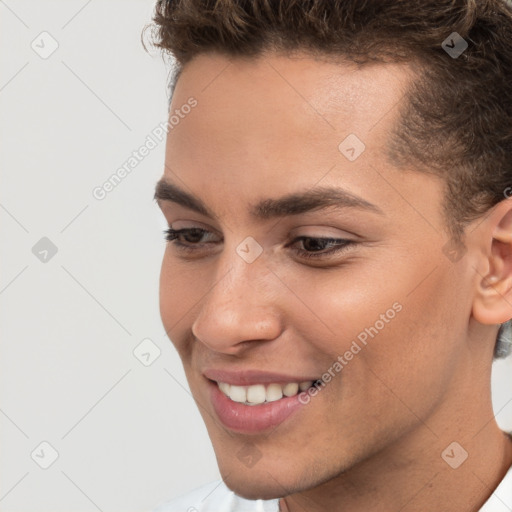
left=166, top=52, right=412, bottom=171
left=162, top=53, right=443, bottom=231
left=171, top=52, right=414, bottom=128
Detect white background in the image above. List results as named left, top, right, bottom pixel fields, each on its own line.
left=1, top=2, right=220, bottom=511
left=1, top=1, right=511, bottom=511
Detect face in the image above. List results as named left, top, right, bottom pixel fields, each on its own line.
left=156, top=53, right=480, bottom=499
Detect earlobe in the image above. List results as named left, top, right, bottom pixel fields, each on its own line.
left=471, top=201, right=512, bottom=326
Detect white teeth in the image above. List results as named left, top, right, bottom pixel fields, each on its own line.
left=246, top=384, right=266, bottom=404
left=217, top=380, right=313, bottom=405
left=283, top=382, right=299, bottom=397
left=266, top=383, right=283, bottom=402
left=218, top=382, right=230, bottom=395
left=229, top=385, right=247, bottom=403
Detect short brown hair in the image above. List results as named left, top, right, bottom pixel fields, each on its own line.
left=148, top=0, right=512, bottom=244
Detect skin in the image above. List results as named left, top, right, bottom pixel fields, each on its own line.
left=156, top=52, right=512, bottom=512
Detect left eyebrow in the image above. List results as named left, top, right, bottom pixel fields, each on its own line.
left=153, top=178, right=384, bottom=220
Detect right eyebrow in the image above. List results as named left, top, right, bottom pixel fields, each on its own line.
left=154, top=178, right=384, bottom=220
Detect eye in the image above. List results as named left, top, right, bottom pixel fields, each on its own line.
left=288, top=236, right=354, bottom=260
left=162, top=228, right=355, bottom=260
left=163, top=227, right=219, bottom=249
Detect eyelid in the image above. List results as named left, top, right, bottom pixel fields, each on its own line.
left=166, top=224, right=353, bottom=244
left=169, top=220, right=223, bottom=237
left=288, top=225, right=358, bottom=240
left=168, top=219, right=356, bottom=239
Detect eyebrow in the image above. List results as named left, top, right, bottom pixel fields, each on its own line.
left=153, top=178, right=384, bottom=220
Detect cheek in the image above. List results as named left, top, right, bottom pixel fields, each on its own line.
left=275, top=262, right=407, bottom=359
left=158, top=253, right=205, bottom=356
left=159, top=253, right=176, bottom=330
left=344, top=266, right=464, bottom=417
left=280, top=258, right=462, bottom=398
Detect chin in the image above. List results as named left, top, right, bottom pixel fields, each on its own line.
left=222, top=474, right=287, bottom=501
left=217, top=457, right=316, bottom=501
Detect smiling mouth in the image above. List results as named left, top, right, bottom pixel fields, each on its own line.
left=214, top=380, right=321, bottom=406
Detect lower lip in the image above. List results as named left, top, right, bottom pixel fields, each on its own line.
left=208, top=380, right=307, bottom=434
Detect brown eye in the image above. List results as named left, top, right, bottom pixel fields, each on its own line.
left=290, top=237, right=354, bottom=260
left=163, top=227, right=220, bottom=245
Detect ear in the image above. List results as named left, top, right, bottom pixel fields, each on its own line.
left=472, top=199, right=512, bottom=326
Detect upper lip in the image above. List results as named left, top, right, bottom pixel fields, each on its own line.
left=203, top=368, right=319, bottom=386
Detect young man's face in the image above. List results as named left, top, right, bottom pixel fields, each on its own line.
left=156, top=53, right=488, bottom=499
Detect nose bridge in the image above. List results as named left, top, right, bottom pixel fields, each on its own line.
left=191, top=246, right=282, bottom=353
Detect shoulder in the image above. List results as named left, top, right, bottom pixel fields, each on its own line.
left=152, top=480, right=280, bottom=512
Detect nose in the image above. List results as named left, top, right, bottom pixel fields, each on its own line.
left=191, top=252, right=283, bottom=355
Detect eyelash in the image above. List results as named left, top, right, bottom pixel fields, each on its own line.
left=162, top=227, right=354, bottom=260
